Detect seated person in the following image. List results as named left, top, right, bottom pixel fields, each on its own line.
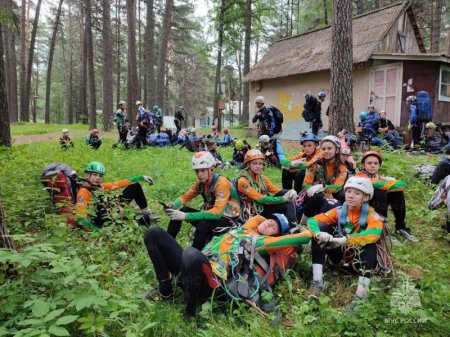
left=357, top=112, right=382, bottom=146
left=341, top=147, right=356, bottom=176
left=356, top=151, right=418, bottom=242
left=236, top=149, right=297, bottom=224
left=230, top=139, right=251, bottom=167
left=164, top=152, right=241, bottom=250
left=75, top=161, right=158, bottom=231
left=377, top=111, right=402, bottom=149
left=258, top=135, right=286, bottom=168
left=217, top=128, right=232, bottom=146
left=204, top=138, right=225, bottom=168
left=188, top=128, right=198, bottom=142
left=431, top=144, right=450, bottom=184
left=209, top=125, right=220, bottom=139
left=280, top=132, right=322, bottom=193
left=85, top=129, right=102, bottom=149
left=143, top=213, right=311, bottom=320
left=60, top=128, right=74, bottom=150
left=305, top=177, right=383, bottom=308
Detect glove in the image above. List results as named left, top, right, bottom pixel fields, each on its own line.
left=291, top=158, right=307, bottom=168
left=143, top=176, right=154, bottom=185
left=316, top=232, right=333, bottom=243
left=165, top=209, right=186, bottom=221
left=383, top=176, right=395, bottom=182
left=325, top=236, right=347, bottom=249
left=283, top=189, right=298, bottom=202
left=307, top=184, right=325, bottom=197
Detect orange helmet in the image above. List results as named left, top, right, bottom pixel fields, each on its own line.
left=244, top=149, right=265, bottom=165
left=361, top=150, right=382, bottom=165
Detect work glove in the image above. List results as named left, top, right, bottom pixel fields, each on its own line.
left=325, top=236, right=347, bottom=249
left=307, top=184, right=325, bottom=197
left=165, top=209, right=186, bottom=221
left=291, top=158, right=307, bottom=168
left=143, top=176, right=154, bottom=185
left=283, top=189, right=298, bottom=203
left=316, top=232, right=334, bottom=248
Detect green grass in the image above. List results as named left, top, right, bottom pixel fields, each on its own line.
left=0, top=130, right=449, bottom=337
left=10, top=122, right=90, bottom=136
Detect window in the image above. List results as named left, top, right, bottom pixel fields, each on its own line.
left=397, top=33, right=406, bottom=53
left=439, top=65, right=450, bottom=102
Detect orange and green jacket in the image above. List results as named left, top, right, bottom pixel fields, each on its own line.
left=172, top=174, right=240, bottom=221
left=303, top=160, right=348, bottom=194
left=355, top=171, right=406, bottom=192
left=202, top=215, right=312, bottom=280
left=307, top=205, right=383, bottom=246
left=237, top=170, right=284, bottom=205
left=280, top=149, right=323, bottom=172
left=75, top=176, right=145, bottom=231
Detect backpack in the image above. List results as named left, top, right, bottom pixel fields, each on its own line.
left=267, top=106, right=283, bottom=134
left=302, top=94, right=319, bottom=122
left=416, top=91, right=432, bottom=122
left=40, top=163, right=80, bottom=227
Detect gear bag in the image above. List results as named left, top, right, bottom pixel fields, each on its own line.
left=267, top=106, right=283, bottom=134
left=416, top=91, right=432, bottom=122
left=302, top=94, right=319, bottom=122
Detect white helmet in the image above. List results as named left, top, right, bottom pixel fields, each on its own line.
left=322, top=135, right=341, bottom=149
left=344, top=177, right=374, bottom=199
left=255, top=96, right=265, bottom=104
left=259, top=135, right=270, bottom=143
left=135, top=101, right=143, bottom=106
left=119, top=101, right=126, bottom=105
left=62, top=128, right=69, bottom=133
left=192, top=151, right=216, bottom=169
left=190, top=128, right=196, bottom=133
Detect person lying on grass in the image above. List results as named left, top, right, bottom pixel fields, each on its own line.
left=143, top=213, right=311, bottom=321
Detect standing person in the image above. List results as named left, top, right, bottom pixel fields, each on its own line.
left=312, top=92, right=326, bottom=136
left=114, top=101, right=129, bottom=146
left=174, top=106, right=185, bottom=133
left=85, top=129, right=102, bottom=149
left=164, top=151, right=241, bottom=250
left=252, top=96, right=274, bottom=137
left=153, top=104, right=163, bottom=133
left=75, top=161, right=159, bottom=231
left=60, top=129, right=74, bottom=150
left=406, top=96, right=421, bottom=149
left=136, top=101, right=151, bottom=147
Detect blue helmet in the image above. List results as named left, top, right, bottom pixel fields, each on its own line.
left=152, top=104, right=160, bottom=111
left=267, top=213, right=290, bottom=235
left=299, top=133, right=319, bottom=145
left=318, top=91, right=326, bottom=98
left=359, top=111, right=368, bottom=121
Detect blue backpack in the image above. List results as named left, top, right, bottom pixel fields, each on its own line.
left=416, top=91, right=432, bottom=122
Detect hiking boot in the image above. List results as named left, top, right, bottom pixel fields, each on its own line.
left=304, top=280, right=327, bottom=300
left=136, top=211, right=160, bottom=227
left=390, top=236, right=402, bottom=247
left=396, top=228, right=419, bottom=243
left=143, top=279, right=173, bottom=301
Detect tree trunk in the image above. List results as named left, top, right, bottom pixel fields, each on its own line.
left=78, top=0, right=88, bottom=124
left=126, top=0, right=139, bottom=122
left=144, top=0, right=155, bottom=105
left=430, top=0, right=442, bottom=53
left=44, top=0, right=64, bottom=124
left=32, top=47, right=38, bottom=123
left=0, top=24, right=11, bottom=147
left=378, top=0, right=384, bottom=8
left=242, top=0, right=251, bottom=127
left=116, top=0, right=121, bottom=106
left=24, top=0, right=42, bottom=123
left=448, top=28, right=450, bottom=55
left=66, top=1, right=73, bottom=123
left=155, top=0, right=174, bottom=108
left=84, top=0, right=96, bottom=129
left=355, top=0, right=364, bottom=15
left=102, top=0, right=113, bottom=131
left=0, top=194, right=15, bottom=250
left=329, top=0, right=353, bottom=135
left=213, top=0, right=225, bottom=127
left=19, top=0, right=28, bottom=122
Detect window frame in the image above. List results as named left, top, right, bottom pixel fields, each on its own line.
left=439, top=64, right=450, bottom=102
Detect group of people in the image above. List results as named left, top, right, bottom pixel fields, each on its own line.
left=59, top=128, right=102, bottom=150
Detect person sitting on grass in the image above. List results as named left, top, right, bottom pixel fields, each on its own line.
left=75, top=161, right=159, bottom=231
left=305, top=177, right=383, bottom=309
left=280, top=132, right=322, bottom=193
left=230, top=139, right=251, bottom=167
left=204, top=138, right=225, bottom=168
left=163, top=151, right=241, bottom=250
left=143, top=213, right=311, bottom=321
left=355, top=151, right=418, bottom=243
left=217, top=128, right=232, bottom=147
left=85, top=129, right=102, bottom=149
left=236, top=149, right=298, bottom=224
left=60, top=128, right=74, bottom=150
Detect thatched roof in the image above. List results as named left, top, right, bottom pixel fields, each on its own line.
left=244, top=2, right=411, bottom=82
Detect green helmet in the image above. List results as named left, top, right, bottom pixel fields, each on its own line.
left=85, top=161, right=106, bottom=175
left=235, top=139, right=244, bottom=150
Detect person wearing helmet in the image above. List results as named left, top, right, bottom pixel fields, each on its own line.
left=300, top=135, right=348, bottom=218
left=280, top=132, right=323, bottom=192
left=305, top=176, right=383, bottom=305
left=75, top=161, right=158, bottom=231
left=162, top=151, right=240, bottom=250
left=174, top=106, right=185, bottom=133
left=113, top=101, right=129, bottom=147
left=235, top=149, right=298, bottom=224
left=209, top=125, right=219, bottom=139
left=252, top=96, right=275, bottom=137
left=143, top=213, right=311, bottom=320
left=152, top=104, right=163, bottom=133
left=135, top=101, right=152, bottom=147
left=85, top=129, right=102, bottom=149
left=230, top=139, right=251, bottom=167
left=217, top=127, right=232, bottom=147
left=258, top=134, right=287, bottom=168
left=357, top=111, right=383, bottom=146
left=60, top=128, right=74, bottom=150
left=356, top=151, right=418, bottom=243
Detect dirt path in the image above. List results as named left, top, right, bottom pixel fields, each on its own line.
left=12, top=130, right=117, bottom=145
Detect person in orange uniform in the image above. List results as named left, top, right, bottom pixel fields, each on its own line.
left=306, top=177, right=383, bottom=306
left=75, top=161, right=158, bottom=231
left=164, top=151, right=241, bottom=250
left=236, top=149, right=298, bottom=224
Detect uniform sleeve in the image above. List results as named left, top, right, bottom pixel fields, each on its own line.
left=264, top=176, right=282, bottom=195
left=75, top=188, right=98, bottom=232
left=173, top=181, right=200, bottom=209
left=101, top=178, right=139, bottom=191
left=307, top=208, right=339, bottom=235
left=347, top=210, right=383, bottom=246
left=325, top=165, right=348, bottom=194
left=303, top=164, right=317, bottom=190
left=280, top=153, right=304, bottom=169
left=242, top=215, right=266, bottom=231
left=255, top=231, right=312, bottom=255
left=185, top=177, right=230, bottom=221
left=238, top=177, right=285, bottom=205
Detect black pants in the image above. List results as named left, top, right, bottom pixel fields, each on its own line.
left=281, top=169, right=305, bottom=193
left=410, top=124, right=421, bottom=146
left=175, top=120, right=181, bottom=133
left=303, top=192, right=343, bottom=218
left=311, top=223, right=377, bottom=278
left=259, top=201, right=297, bottom=226
left=118, top=128, right=128, bottom=144
left=166, top=206, right=232, bottom=250
left=138, top=127, right=148, bottom=147
left=370, top=189, right=405, bottom=231
left=144, top=227, right=214, bottom=317
left=311, top=119, right=322, bottom=136
left=93, top=183, right=147, bottom=227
